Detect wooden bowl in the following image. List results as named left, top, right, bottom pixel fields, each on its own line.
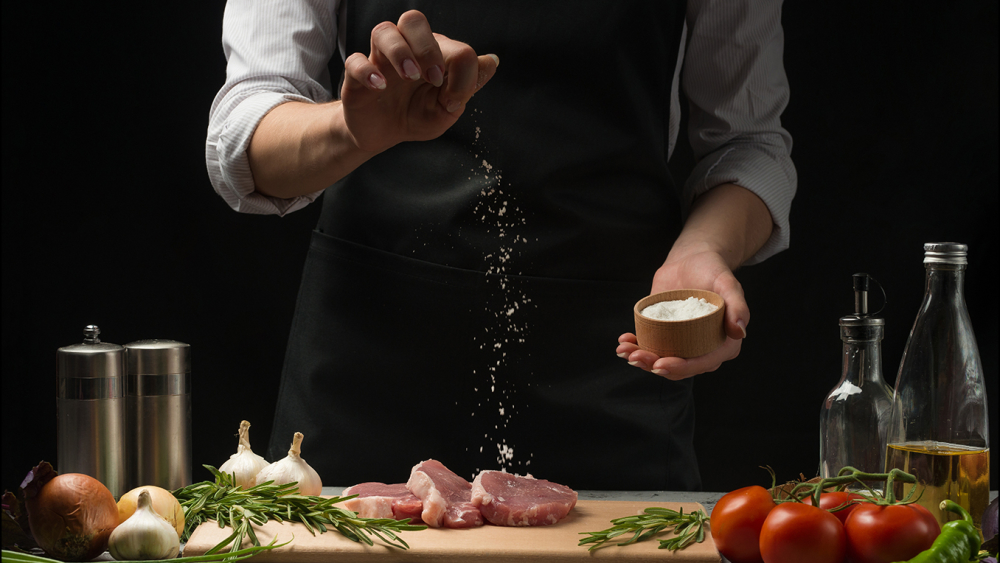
left=633, top=289, right=726, bottom=358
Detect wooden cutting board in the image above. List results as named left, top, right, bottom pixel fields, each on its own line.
left=183, top=500, right=720, bottom=562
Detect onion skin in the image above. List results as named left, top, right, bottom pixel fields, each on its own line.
left=117, top=486, right=185, bottom=537
left=26, top=473, right=119, bottom=561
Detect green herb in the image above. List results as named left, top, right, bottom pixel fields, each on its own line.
left=578, top=506, right=708, bottom=552
left=173, top=466, right=425, bottom=553
left=2, top=536, right=288, bottom=563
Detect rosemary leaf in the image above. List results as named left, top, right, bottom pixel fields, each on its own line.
left=246, top=522, right=260, bottom=547
left=190, top=492, right=208, bottom=515
left=298, top=513, right=318, bottom=536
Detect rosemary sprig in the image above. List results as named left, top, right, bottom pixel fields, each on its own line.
left=173, top=465, right=426, bottom=553
left=578, top=506, right=708, bottom=552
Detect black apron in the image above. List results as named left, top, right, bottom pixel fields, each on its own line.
left=270, top=0, right=699, bottom=491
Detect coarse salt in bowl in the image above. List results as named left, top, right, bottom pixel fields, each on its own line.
left=633, top=289, right=727, bottom=358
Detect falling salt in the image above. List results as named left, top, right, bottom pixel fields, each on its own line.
left=497, top=443, right=515, bottom=462
left=466, top=110, right=534, bottom=472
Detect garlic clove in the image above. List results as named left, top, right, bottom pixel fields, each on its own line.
left=108, top=489, right=180, bottom=561
left=219, top=420, right=269, bottom=489
left=255, top=432, right=323, bottom=496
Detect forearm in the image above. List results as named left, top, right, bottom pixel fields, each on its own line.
left=667, top=183, right=774, bottom=270
left=246, top=101, right=377, bottom=199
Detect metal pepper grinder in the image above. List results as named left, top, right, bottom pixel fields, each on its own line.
left=56, top=325, right=127, bottom=499
left=125, top=339, right=192, bottom=491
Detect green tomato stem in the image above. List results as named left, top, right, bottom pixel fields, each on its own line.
left=780, top=466, right=918, bottom=506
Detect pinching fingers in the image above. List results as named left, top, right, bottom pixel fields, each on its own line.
left=344, top=52, right=386, bottom=91
left=435, top=34, right=482, bottom=113
left=370, top=19, right=427, bottom=83
left=396, top=10, right=445, bottom=87
left=476, top=53, right=500, bottom=91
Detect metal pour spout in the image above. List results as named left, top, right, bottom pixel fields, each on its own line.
left=853, top=273, right=869, bottom=316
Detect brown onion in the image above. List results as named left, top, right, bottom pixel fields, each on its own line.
left=25, top=472, right=120, bottom=561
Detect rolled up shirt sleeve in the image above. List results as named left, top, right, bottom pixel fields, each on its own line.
left=681, top=0, right=798, bottom=265
left=206, top=0, right=341, bottom=216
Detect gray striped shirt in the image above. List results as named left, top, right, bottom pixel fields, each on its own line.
left=207, top=0, right=797, bottom=264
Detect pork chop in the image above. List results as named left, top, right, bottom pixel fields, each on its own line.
left=471, top=470, right=577, bottom=526
left=341, top=482, right=423, bottom=522
left=405, top=460, right=483, bottom=528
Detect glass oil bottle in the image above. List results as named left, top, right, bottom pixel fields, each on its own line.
left=885, top=243, right=990, bottom=528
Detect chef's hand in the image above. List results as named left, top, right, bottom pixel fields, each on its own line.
left=616, top=183, right=773, bottom=381
left=247, top=10, right=497, bottom=199
left=342, top=10, right=499, bottom=153
left=616, top=248, right=747, bottom=380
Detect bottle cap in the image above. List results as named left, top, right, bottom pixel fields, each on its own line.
left=923, top=242, right=968, bottom=265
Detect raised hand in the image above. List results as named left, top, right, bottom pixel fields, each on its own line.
left=341, top=10, right=499, bottom=153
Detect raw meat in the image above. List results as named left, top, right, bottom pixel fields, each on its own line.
left=341, top=483, right=423, bottom=522
left=471, top=470, right=577, bottom=526
left=405, top=459, right=483, bottom=528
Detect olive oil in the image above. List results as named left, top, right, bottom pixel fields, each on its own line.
left=885, top=441, right=990, bottom=528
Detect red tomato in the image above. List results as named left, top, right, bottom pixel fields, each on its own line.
left=759, top=503, right=846, bottom=563
left=710, top=486, right=776, bottom=563
left=801, top=491, right=866, bottom=525
left=844, top=503, right=941, bottom=563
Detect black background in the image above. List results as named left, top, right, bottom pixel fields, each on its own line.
left=2, top=2, right=997, bottom=495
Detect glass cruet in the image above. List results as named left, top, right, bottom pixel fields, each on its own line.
left=885, top=243, right=990, bottom=528
left=819, top=273, right=894, bottom=483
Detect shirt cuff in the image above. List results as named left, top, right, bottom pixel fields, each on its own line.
left=207, top=92, right=324, bottom=216
left=683, top=139, right=797, bottom=266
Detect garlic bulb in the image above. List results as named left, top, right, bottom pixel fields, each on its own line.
left=219, top=420, right=269, bottom=489
left=108, top=489, right=180, bottom=561
left=117, top=485, right=185, bottom=537
left=255, top=432, right=322, bottom=495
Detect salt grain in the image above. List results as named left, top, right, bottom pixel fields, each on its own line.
left=463, top=109, right=539, bottom=471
